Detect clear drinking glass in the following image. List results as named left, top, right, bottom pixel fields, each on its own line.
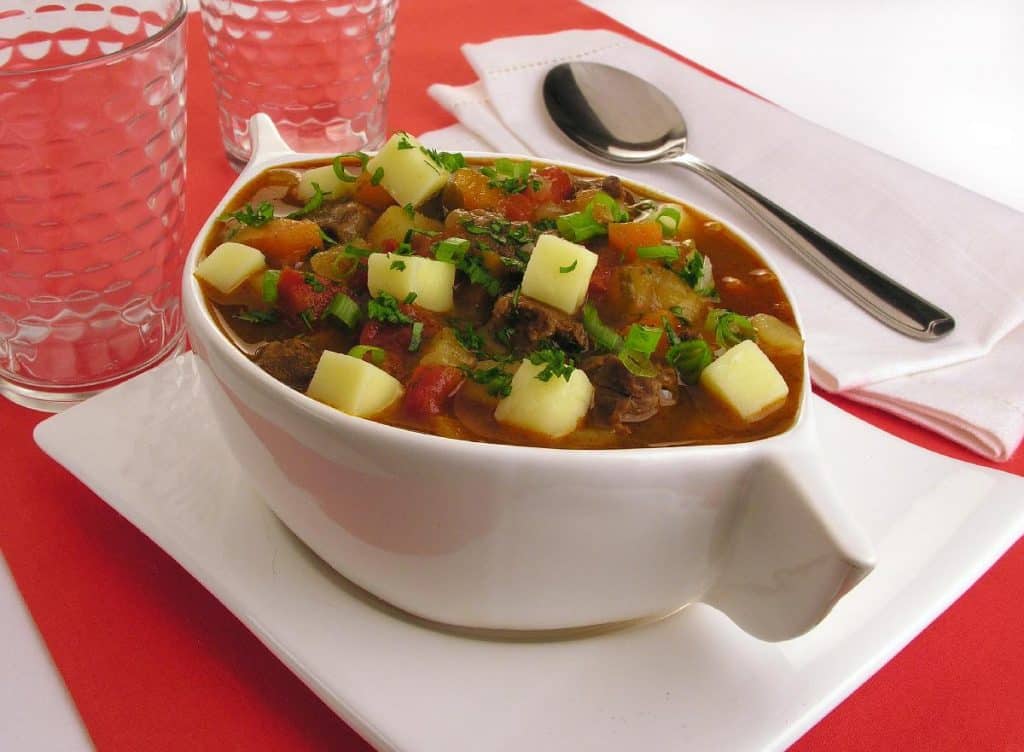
left=199, top=0, right=398, bottom=170
left=0, top=1, right=188, bottom=411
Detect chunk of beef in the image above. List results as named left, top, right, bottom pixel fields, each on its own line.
left=599, top=175, right=637, bottom=205
left=306, top=200, right=377, bottom=243
left=254, top=335, right=322, bottom=390
left=582, top=354, right=677, bottom=430
left=490, top=291, right=589, bottom=352
left=444, top=208, right=535, bottom=261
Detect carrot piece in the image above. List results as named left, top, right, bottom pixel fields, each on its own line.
left=235, top=218, right=323, bottom=267
left=607, top=220, right=663, bottom=262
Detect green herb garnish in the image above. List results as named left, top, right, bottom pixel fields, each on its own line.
left=367, top=292, right=414, bottom=325
left=390, top=260, right=407, bottom=271
left=219, top=201, right=274, bottom=228
left=261, top=270, right=281, bottom=304
left=370, top=166, right=384, bottom=186
left=706, top=309, right=756, bottom=349
left=462, top=365, right=513, bottom=397
left=420, top=146, right=466, bottom=172
left=323, top=292, right=360, bottom=328
left=348, top=344, right=387, bottom=366
left=528, top=346, right=575, bottom=383
left=287, top=182, right=330, bottom=219
left=303, top=272, right=325, bottom=292
left=666, top=339, right=712, bottom=385
left=581, top=303, right=623, bottom=352
left=559, top=259, right=578, bottom=274
left=479, top=158, right=536, bottom=194
left=408, top=321, right=424, bottom=352
left=234, top=309, right=278, bottom=324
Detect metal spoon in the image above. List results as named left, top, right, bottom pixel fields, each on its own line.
left=542, top=62, right=954, bottom=340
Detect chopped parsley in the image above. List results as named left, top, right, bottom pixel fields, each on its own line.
left=298, top=309, right=315, bottom=330
left=287, top=182, right=330, bottom=218
left=460, top=217, right=534, bottom=246
left=454, top=325, right=486, bottom=356
left=534, top=218, right=558, bottom=232
left=528, top=346, right=575, bottom=383
left=367, top=292, right=414, bottom=325
left=303, top=273, right=325, bottom=292
left=402, top=203, right=415, bottom=218
left=499, top=255, right=526, bottom=272
left=234, top=309, right=278, bottom=324
left=680, top=249, right=716, bottom=297
left=420, top=146, right=466, bottom=172
left=559, top=259, right=578, bottom=274
left=462, top=365, right=513, bottom=397
left=459, top=254, right=500, bottom=296
left=434, top=237, right=470, bottom=264
left=396, top=133, right=416, bottom=150
left=480, top=158, right=539, bottom=195
left=219, top=201, right=274, bottom=227
left=390, top=260, right=407, bottom=271
left=370, top=166, right=385, bottom=186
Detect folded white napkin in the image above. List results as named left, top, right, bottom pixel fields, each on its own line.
left=419, top=29, right=1024, bottom=461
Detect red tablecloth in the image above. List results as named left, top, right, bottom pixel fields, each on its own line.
left=3, top=2, right=1023, bottom=749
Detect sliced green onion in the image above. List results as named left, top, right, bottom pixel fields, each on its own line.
left=332, top=156, right=357, bottom=183
left=559, top=259, right=578, bottom=273
left=408, top=321, right=424, bottom=352
left=655, top=206, right=682, bottom=237
left=581, top=303, right=623, bottom=352
left=261, top=270, right=280, bottom=304
left=556, top=211, right=605, bottom=243
left=618, top=348, right=659, bottom=377
left=433, top=236, right=470, bottom=264
left=622, top=324, right=663, bottom=355
left=636, top=244, right=680, bottom=262
left=587, top=191, right=629, bottom=222
left=666, top=339, right=712, bottom=385
left=324, top=292, right=360, bottom=328
left=370, top=166, right=384, bottom=186
left=681, top=249, right=716, bottom=297
left=348, top=344, right=387, bottom=365
left=706, top=309, right=756, bottom=349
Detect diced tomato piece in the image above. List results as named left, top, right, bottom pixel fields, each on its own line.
left=410, top=232, right=434, bottom=257
left=502, top=192, right=534, bottom=221
left=360, top=319, right=412, bottom=352
left=587, top=246, right=620, bottom=297
left=276, top=267, right=341, bottom=320
left=403, top=365, right=465, bottom=419
left=608, top=220, right=663, bottom=262
left=536, top=166, right=573, bottom=202
left=381, top=238, right=399, bottom=254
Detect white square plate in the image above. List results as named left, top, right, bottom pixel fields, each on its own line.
left=34, top=354, right=1024, bottom=751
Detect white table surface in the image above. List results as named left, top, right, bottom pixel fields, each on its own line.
left=6, top=1, right=1021, bottom=748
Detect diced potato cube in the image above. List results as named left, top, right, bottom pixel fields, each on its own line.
left=194, top=241, right=266, bottom=294
left=750, top=313, right=804, bottom=357
left=494, top=359, right=595, bottom=438
left=366, top=205, right=444, bottom=249
left=367, top=252, right=455, bottom=312
left=699, top=339, right=789, bottom=421
left=307, top=351, right=403, bottom=418
left=295, top=163, right=357, bottom=203
left=520, top=234, right=598, bottom=314
left=365, top=132, right=449, bottom=207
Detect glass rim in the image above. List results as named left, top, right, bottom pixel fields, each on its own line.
left=0, top=0, right=188, bottom=78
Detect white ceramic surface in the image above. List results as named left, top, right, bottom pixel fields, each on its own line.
left=33, top=353, right=1024, bottom=752
left=181, top=115, right=873, bottom=639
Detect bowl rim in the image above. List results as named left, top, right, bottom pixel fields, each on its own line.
left=184, top=149, right=813, bottom=462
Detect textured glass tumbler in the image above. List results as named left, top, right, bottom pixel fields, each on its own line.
left=199, top=0, right=398, bottom=170
left=0, top=1, right=188, bottom=411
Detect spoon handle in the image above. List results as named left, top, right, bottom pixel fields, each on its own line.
left=670, top=153, right=955, bottom=340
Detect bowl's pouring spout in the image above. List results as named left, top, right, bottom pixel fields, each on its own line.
left=703, top=438, right=876, bottom=642
left=247, top=113, right=295, bottom=166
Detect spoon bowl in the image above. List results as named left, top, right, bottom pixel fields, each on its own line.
left=543, top=61, right=955, bottom=340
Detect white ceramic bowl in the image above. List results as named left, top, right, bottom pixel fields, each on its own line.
left=183, top=115, right=875, bottom=641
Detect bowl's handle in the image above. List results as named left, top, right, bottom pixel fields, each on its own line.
left=248, top=113, right=295, bottom=164
left=702, top=442, right=876, bottom=641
